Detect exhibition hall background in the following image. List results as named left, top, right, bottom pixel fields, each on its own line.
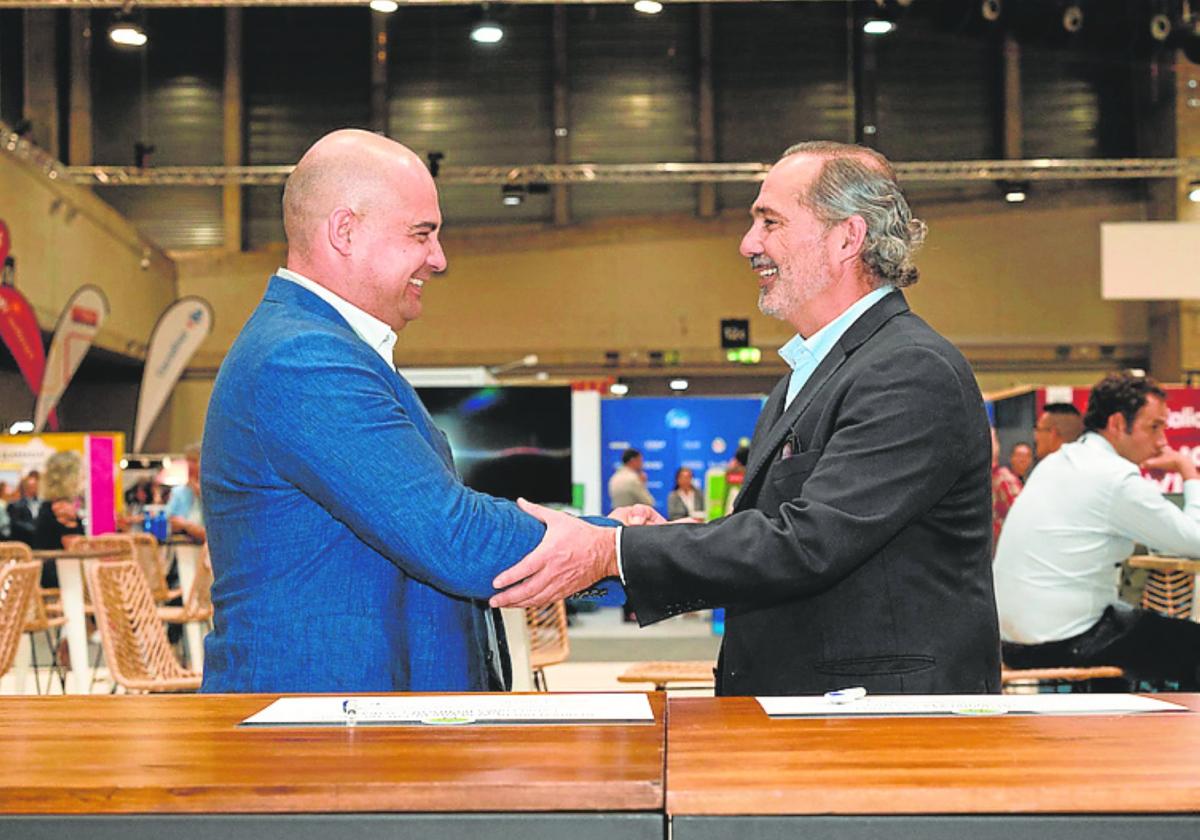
left=1, top=1, right=1198, bottom=454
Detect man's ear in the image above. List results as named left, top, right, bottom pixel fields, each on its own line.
left=834, top=215, right=868, bottom=266
left=328, top=207, right=356, bottom=257
left=1105, top=411, right=1127, bottom=437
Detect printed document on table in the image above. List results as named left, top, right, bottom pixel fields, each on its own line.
left=241, top=692, right=655, bottom=727
left=756, top=693, right=1190, bottom=718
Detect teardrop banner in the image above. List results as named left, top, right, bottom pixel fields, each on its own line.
left=35, top=284, right=111, bottom=433
left=0, top=257, right=50, bottom=422
left=133, top=297, right=214, bottom=453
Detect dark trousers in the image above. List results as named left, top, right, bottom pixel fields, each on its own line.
left=1002, top=605, right=1200, bottom=690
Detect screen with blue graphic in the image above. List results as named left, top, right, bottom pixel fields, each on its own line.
left=417, top=386, right=572, bottom=504
left=601, top=397, right=764, bottom=516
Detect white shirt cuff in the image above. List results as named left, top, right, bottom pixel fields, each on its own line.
left=614, top=525, right=626, bottom=584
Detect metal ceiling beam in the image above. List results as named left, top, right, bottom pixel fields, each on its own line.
left=52, top=159, right=1200, bottom=186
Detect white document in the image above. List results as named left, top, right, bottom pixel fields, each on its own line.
left=241, top=692, right=655, bottom=727
left=756, top=693, right=1189, bottom=718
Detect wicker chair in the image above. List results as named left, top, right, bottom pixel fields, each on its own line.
left=82, top=540, right=201, bottom=693
left=0, top=560, right=41, bottom=684
left=524, top=601, right=570, bottom=691
left=131, top=533, right=182, bottom=604
left=0, top=542, right=68, bottom=693
left=157, top=547, right=213, bottom=669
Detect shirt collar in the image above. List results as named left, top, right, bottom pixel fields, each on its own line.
left=778, top=285, right=894, bottom=372
left=276, top=267, right=398, bottom=367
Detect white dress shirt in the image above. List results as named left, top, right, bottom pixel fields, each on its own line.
left=276, top=268, right=397, bottom=368
left=993, top=431, right=1200, bottom=643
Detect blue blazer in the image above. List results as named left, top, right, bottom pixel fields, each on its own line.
left=200, top=276, right=545, bottom=693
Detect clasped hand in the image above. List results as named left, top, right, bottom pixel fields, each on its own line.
left=488, top=499, right=671, bottom=608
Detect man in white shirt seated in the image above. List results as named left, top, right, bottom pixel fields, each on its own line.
left=994, top=371, right=1200, bottom=689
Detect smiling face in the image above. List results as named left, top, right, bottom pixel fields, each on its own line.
left=739, top=154, right=837, bottom=326
left=351, top=169, right=447, bottom=331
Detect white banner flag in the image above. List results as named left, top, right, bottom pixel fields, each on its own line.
left=34, top=285, right=110, bottom=433
left=133, top=297, right=214, bottom=452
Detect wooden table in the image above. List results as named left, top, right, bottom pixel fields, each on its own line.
left=666, top=695, right=1200, bottom=840
left=0, top=693, right=665, bottom=839
left=29, top=546, right=125, bottom=694
left=1127, top=554, right=1200, bottom=619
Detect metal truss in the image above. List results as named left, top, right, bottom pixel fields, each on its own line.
left=57, top=158, right=1200, bottom=187
left=7, top=121, right=1200, bottom=187
left=1, top=0, right=797, bottom=7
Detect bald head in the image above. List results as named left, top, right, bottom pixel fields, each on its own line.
left=280, top=128, right=447, bottom=330
left=283, top=129, right=433, bottom=260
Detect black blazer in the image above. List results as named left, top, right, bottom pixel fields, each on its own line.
left=6, top=498, right=38, bottom=545
left=622, top=291, right=1001, bottom=696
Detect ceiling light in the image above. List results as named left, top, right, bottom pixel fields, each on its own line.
left=1188, top=182, right=1200, bottom=203
left=470, top=16, right=504, bottom=44
left=669, top=378, right=689, bottom=392
left=108, top=15, right=147, bottom=48
left=501, top=184, right=524, bottom=206
left=633, top=0, right=664, bottom=14
left=1001, top=180, right=1028, bottom=203
left=369, top=0, right=399, bottom=12
left=610, top=382, right=629, bottom=396
left=862, top=19, right=895, bottom=36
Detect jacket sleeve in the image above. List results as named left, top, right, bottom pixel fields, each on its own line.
left=622, top=343, right=985, bottom=623
left=250, top=332, right=545, bottom=599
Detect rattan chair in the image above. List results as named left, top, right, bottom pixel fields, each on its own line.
left=0, top=559, right=41, bottom=685
left=157, top=547, right=213, bottom=669
left=0, top=542, right=68, bottom=693
left=131, top=533, right=182, bottom=604
left=82, top=539, right=201, bottom=693
left=524, top=600, right=569, bottom=691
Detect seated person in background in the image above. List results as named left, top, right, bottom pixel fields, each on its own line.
left=666, top=466, right=705, bottom=521
left=165, top=443, right=206, bottom=544
left=994, top=371, right=1200, bottom=689
left=991, top=427, right=1022, bottom=548
left=1033, top=402, right=1084, bottom=461
left=31, top=452, right=86, bottom=588
left=608, top=447, right=654, bottom=508
left=1008, top=441, right=1034, bottom=485
left=7, top=471, right=41, bottom=545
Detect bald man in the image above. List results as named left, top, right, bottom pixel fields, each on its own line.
left=200, top=129, right=546, bottom=693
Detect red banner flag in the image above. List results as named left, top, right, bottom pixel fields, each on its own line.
left=0, top=282, right=49, bottom=418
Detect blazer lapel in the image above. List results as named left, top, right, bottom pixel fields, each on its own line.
left=737, top=290, right=912, bottom=506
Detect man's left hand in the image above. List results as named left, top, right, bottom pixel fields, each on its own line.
left=490, top=498, right=618, bottom=608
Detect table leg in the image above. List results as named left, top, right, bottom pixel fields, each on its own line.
left=173, top=545, right=204, bottom=672
left=55, top=559, right=89, bottom=695
left=8, top=634, right=33, bottom=694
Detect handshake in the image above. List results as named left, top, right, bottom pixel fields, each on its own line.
left=488, top=500, right=674, bottom=609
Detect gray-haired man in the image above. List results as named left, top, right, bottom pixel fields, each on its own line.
left=492, top=141, right=1000, bottom=697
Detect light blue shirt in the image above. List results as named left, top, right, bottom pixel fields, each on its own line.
left=993, top=431, right=1200, bottom=643
left=779, top=286, right=894, bottom=407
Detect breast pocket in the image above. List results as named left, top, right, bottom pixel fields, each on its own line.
left=766, top=448, right=822, bottom=488
left=758, top=448, right=823, bottom=512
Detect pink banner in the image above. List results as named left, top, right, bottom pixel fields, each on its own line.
left=87, top=435, right=117, bottom=536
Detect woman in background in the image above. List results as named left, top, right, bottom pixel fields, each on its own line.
left=32, top=451, right=86, bottom=587
left=666, top=466, right=705, bottom=521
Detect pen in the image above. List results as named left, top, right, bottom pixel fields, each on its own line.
left=824, top=686, right=867, bottom=704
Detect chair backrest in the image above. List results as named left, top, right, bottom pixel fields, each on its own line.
left=130, top=533, right=172, bottom=602
left=0, top=541, right=54, bottom=630
left=82, top=543, right=200, bottom=693
left=0, top=559, right=40, bottom=678
left=524, top=601, right=570, bottom=670
left=180, top=547, right=214, bottom=621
